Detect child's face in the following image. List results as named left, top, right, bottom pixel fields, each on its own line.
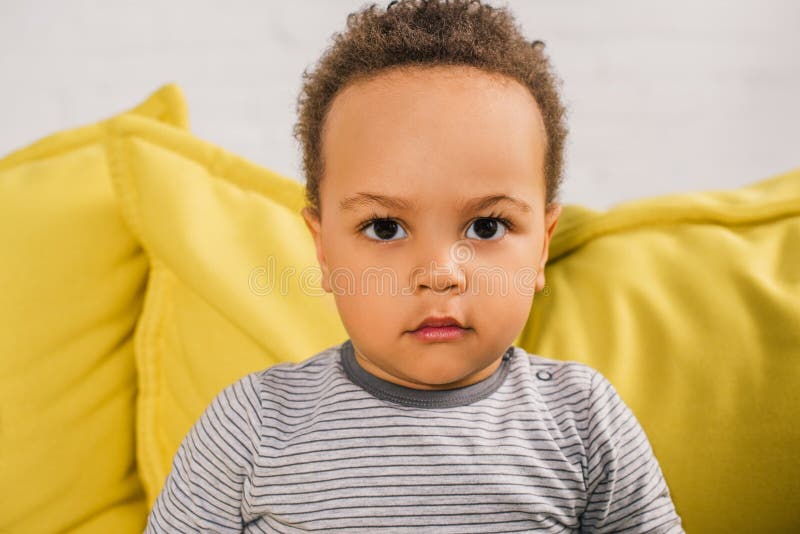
left=302, top=65, right=561, bottom=390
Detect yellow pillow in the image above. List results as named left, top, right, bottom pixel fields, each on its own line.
left=105, top=113, right=348, bottom=509
left=520, top=167, right=800, bottom=532
left=0, top=84, right=187, bottom=533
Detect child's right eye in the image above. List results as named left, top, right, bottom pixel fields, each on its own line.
left=360, top=218, right=408, bottom=241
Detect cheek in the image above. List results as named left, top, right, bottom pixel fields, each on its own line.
left=468, top=278, right=533, bottom=314
left=466, top=283, right=533, bottom=343
left=327, top=237, right=415, bottom=293
left=464, top=244, right=538, bottom=324
left=468, top=239, right=540, bottom=290
left=323, top=226, right=384, bottom=269
left=334, top=288, right=400, bottom=339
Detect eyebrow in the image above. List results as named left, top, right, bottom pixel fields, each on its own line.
left=339, top=192, right=533, bottom=213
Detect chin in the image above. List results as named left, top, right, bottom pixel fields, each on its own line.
left=403, top=364, right=473, bottom=389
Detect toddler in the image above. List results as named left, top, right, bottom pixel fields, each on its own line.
left=145, top=0, right=684, bottom=532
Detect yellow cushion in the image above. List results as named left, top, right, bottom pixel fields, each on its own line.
left=520, top=167, right=800, bottom=532
left=0, top=84, right=187, bottom=534
left=109, top=83, right=799, bottom=530
left=105, top=113, right=348, bottom=509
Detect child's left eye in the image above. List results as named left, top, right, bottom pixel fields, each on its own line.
left=466, top=217, right=510, bottom=240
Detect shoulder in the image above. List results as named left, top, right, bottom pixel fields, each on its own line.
left=239, top=341, right=349, bottom=413
left=504, top=349, right=684, bottom=531
left=509, top=346, right=629, bottom=438
left=194, top=343, right=346, bottom=454
left=251, top=341, right=344, bottom=387
left=204, top=342, right=344, bottom=421
left=511, top=346, right=605, bottom=403
left=510, top=348, right=653, bottom=463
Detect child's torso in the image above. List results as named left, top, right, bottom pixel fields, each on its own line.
left=242, top=340, right=589, bottom=533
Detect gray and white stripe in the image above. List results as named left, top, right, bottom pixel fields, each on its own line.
left=145, top=339, right=683, bottom=533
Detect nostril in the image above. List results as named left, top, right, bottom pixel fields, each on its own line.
left=408, top=262, right=468, bottom=294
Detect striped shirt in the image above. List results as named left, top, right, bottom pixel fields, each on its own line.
left=145, top=338, right=684, bottom=533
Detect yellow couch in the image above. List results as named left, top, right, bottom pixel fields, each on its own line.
left=1, top=84, right=798, bottom=533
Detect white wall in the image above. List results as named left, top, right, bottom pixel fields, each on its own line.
left=1, top=0, right=797, bottom=210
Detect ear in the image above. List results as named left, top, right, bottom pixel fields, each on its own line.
left=535, top=202, right=563, bottom=294
left=301, top=206, right=332, bottom=293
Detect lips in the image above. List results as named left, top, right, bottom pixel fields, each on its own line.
left=413, top=315, right=465, bottom=331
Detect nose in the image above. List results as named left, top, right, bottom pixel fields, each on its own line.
left=413, top=239, right=468, bottom=294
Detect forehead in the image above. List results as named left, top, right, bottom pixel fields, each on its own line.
left=320, top=65, right=547, bottom=208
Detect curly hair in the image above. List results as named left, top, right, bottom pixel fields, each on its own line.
left=293, top=0, right=569, bottom=219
